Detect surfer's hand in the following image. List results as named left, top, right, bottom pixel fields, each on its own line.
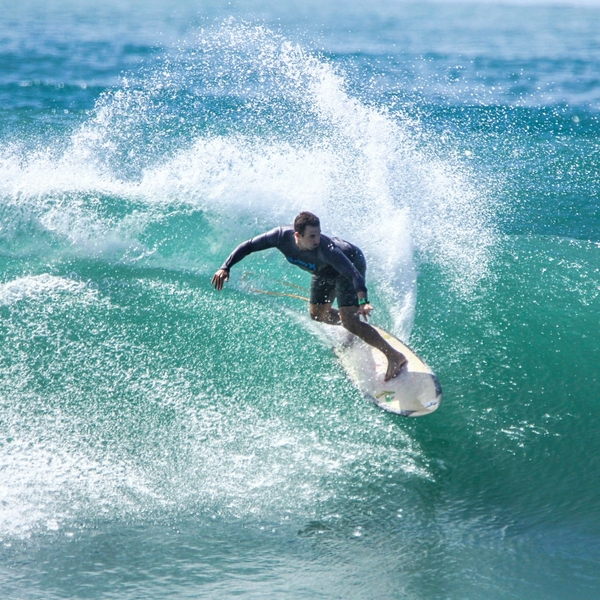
left=211, top=269, right=229, bottom=291
left=357, top=302, right=373, bottom=320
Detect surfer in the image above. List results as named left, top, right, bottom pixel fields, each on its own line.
left=212, top=211, right=407, bottom=381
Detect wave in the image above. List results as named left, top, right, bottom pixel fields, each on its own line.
left=0, top=21, right=498, bottom=333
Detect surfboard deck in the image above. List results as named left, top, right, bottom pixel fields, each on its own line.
left=334, top=325, right=442, bottom=417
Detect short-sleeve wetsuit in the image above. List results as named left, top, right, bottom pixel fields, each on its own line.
left=220, top=226, right=368, bottom=307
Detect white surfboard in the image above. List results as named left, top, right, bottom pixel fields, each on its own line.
left=334, top=325, right=442, bottom=417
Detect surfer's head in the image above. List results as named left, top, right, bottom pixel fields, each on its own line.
left=294, top=212, right=321, bottom=250
left=294, top=211, right=320, bottom=235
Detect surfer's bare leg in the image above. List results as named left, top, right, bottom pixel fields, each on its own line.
left=310, top=302, right=341, bottom=325
left=339, top=307, right=407, bottom=381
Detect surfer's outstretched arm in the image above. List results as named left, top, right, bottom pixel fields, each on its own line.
left=212, top=227, right=283, bottom=290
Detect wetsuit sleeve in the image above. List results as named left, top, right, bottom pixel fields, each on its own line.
left=220, top=227, right=282, bottom=270
left=325, top=245, right=368, bottom=295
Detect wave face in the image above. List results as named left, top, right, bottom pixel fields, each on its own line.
left=1, top=3, right=599, bottom=599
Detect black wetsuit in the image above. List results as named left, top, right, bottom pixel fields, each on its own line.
left=221, top=226, right=368, bottom=307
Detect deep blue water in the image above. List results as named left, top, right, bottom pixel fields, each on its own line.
left=1, top=1, right=599, bottom=598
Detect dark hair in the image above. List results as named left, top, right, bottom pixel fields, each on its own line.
left=294, top=211, right=320, bottom=235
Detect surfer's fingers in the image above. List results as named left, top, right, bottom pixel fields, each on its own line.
left=212, top=270, right=229, bottom=290
left=358, top=305, right=372, bottom=318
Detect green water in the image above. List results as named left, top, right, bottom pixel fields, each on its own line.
left=1, top=2, right=600, bottom=598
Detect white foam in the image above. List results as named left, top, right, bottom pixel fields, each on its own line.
left=0, top=274, right=88, bottom=306
left=0, top=434, right=157, bottom=537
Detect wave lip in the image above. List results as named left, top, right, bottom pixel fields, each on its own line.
left=1, top=22, right=498, bottom=326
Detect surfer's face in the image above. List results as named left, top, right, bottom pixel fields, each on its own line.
left=295, top=225, right=321, bottom=250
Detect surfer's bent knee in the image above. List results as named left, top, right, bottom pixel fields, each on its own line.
left=310, top=304, right=329, bottom=322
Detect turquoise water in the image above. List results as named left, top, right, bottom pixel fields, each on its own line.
left=1, top=1, right=599, bottom=598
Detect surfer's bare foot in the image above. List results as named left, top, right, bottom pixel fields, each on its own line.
left=384, top=351, right=407, bottom=381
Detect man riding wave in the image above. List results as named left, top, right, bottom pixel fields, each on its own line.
left=212, top=211, right=407, bottom=381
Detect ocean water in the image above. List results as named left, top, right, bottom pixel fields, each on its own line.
left=1, top=0, right=599, bottom=598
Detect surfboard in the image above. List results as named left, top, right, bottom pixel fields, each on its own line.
left=334, top=325, right=442, bottom=417
left=241, top=273, right=441, bottom=416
